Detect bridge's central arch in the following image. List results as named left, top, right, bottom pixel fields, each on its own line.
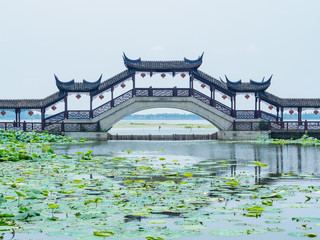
left=89, top=96, right=235, bottom=131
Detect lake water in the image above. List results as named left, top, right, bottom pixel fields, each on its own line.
left=109, top=120, right=218, bottom=135
left=48, top=141, right=320, bottom=240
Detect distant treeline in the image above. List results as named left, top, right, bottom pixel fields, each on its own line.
left=125, top=113, right=320, bottom=121
left=124, top=114, right=203, bottom=120
left=283, top=113, right=320, bottom=120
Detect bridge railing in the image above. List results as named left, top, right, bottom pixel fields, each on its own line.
left=135, top=88, right=191, bottom=97
left=234, top=120, right=320, bottom=131
left=0, top=121, right=100, bottom=133
left=235, top=110, right=255, bottom=119
left=42, top=88, right=279, bottom=125
left=67, top=110, right=91, bottom=119
left=261, top=111, right=280, bottom=121
left=45, top=111, right=65, bottom=123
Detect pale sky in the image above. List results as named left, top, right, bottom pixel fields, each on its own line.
left=1, top=0, right=319, bottom=102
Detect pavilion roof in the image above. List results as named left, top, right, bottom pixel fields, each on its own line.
left=123, top=53, right=203, bottom=71
left=194, top=71, right=272, bottom=94
left=55, top=75, right=101, bottom=92
left=225, top=76, right=272, bottom=92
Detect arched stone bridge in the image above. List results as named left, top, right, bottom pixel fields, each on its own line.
left=89, top=96, right=234, bottom=131
left=1, top=53, right=320, bottom=134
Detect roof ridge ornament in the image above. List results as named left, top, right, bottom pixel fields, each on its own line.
left=250, top=75, right=272, bottom=85
left=123, top=53, right=141, bottom=64
left=54, top=74, right=75, bottom=85
left=83, top=74, right=102, bottom=86
left=225, top=75, right=242, bottom=85
left=184, top=52, right=204, bottom=64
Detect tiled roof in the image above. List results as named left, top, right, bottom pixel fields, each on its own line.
left=123, top=53, right=203, bottom=71
left=261, top=92, right=320, bottom=108
left=55, top=75, right=101, bottom=92
left=194, top=71, right=230, bottom=92
left=0, top=91, right=66, bottom=109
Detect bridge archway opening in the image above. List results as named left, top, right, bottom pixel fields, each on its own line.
left=107, top=108, right=218, bottom=136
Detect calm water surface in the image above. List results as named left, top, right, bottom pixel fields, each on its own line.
left=51, top=141, right=320, bottom=239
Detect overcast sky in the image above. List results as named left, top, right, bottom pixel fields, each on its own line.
left=0, top=0, right=319, bottom=101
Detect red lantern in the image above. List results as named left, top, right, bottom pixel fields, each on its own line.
left=181, top=73, right=186, bottom=78
left=99, top=95, right=104, bottom=100
left=28, top=111, right=33, bottom=116
left=51, top=106, right=57, bottom=111
left=161, top=73, right=166, bottom=78
left=1, top=111, right=6, bottom=116
left=121, top=83, right=126, bottom=88
left=201, top=83, right=206, bottom=88
left=289, top=110, right=294, bottom=115
left=76, top=94, right=81, bottom=99
left=245, top=94, right=250, bottom=99
left=268, top=105, right=274, bottom=110
left=141, top=73, right=146, bottom=78
left=222, top=95, right=227, bottom=100
left=314, top=110, right=319, bottom=115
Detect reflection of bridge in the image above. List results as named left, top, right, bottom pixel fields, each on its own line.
left=1, top=53, right=320, bottom=133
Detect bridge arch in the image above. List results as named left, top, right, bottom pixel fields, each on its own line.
left=91, top=96, right=235, bottom=131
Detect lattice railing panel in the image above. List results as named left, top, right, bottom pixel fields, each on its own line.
left=45, top=124, right=62, bottom=132
left=236, top=110, right=255, bottom=119
left=114, top=90, right=133, bottom=107
left=45, top=112, right=65, bottom=123
left=261, top=111, right=278, bottom=121
left=215, top=101, right=232, bottom=116
left=135, top=89, right=149, bottom=97
left=177, top=89, right=190, bottom=97
left=307, top=122, right=320, bottom=131
left=0, top=122, right=22, bottom=131
left=193, top=90, right=211, bottom=105
left=93, top=101, right=112, bottom=118
left=68, top=111, right=90, bottom=119
left=25, top=123, right=43, bottom=132
left=152, top=89, right=173, bottom=97
left=234, top=122, right=263, bottom=131
left=270, top=122, right=282, bottom=131
left=64, top=123, right=99, bottom=132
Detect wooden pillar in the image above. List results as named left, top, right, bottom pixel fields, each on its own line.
left=64, top=95, right=68, bottom=119
left=89, top=95, right=93, bottom=118
left=255, top=93, right=258, bottom=111
left=233, top=95, right=236, bottom=117
left=189, top=72, right=194, bottom=96
left=254, top=93, right=258, bottom=118
left=230, top=96, right=234, bottom=117
left=111, top=86, right=114, bottom=107
left=276, top=107, right=279, bottom=121
left=298, top=107, right=302, bottom=122
left=280, top=107, right=284, bottom=122
left=258, top=94, right=261, bottom=118
left=298, top=107, right=302, bottom=123
left=41, top=108, right=45, bottom=130
left=15, top=109, right=18, bottom=123
left=211, top=85, right=216, bottom=107
left=132, top=73, right=136, bottom=96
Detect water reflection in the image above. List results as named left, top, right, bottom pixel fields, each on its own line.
left=53, top=141, right=320, bottom=185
